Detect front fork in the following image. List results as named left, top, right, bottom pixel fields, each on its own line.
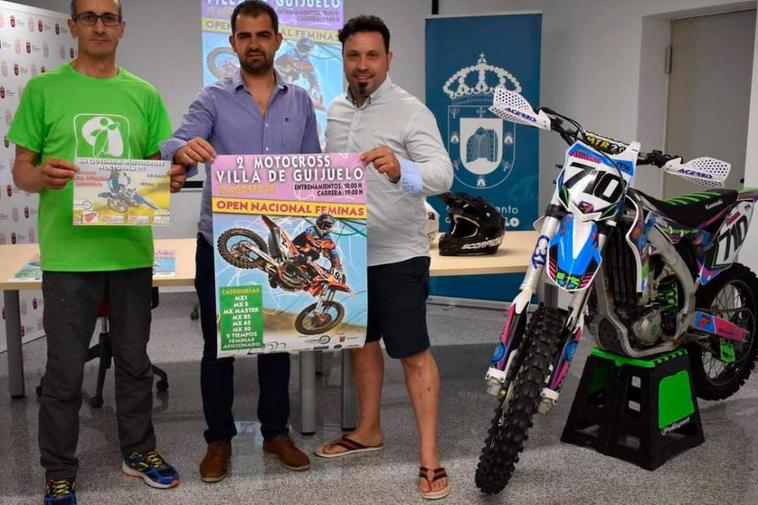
left=537, top=237, right=605, bottom=413
left=485, top=202, right=608, bottom=417
left=314, top=287, right=334, bottom=313
left=538, top=318, right=584, bottom=414
left=484, top=201, right=563, bottom=396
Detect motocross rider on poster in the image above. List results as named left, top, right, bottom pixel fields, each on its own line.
left=285, top=213, right=343, bottom=286
left=108, top=168, right=130, bottom=196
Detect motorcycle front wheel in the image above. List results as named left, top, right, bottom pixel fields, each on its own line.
left=475, top=306, right=566, bottom=494
left=295, top=300, right=345, bottom=335
left=217, top=228, right=268, bottom=269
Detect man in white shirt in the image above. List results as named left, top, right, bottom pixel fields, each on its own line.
left=314, top=15, right=453, bottom=501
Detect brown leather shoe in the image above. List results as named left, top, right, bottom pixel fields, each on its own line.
left=262, top=435, right=310, bottom=471
left=199, top=440, right=232, bottom=483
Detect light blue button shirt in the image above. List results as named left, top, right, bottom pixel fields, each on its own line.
left=161, top=71, right=321, bottom=243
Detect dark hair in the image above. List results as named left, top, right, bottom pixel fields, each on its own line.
left=231, top=0, right=278, bottom=34
left=338, top=15, right=390, bottom=53
left=71, top=0, right=122, bottom=19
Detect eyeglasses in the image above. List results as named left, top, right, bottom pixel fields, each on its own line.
left=73, top=12, right=122, bottom=26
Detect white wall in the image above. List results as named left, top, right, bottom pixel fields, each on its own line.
left=741, top=9, right=758, bottom=272
left=440, top=0, right=755, bottom=205
left=19, top=0, right=758, bottom=251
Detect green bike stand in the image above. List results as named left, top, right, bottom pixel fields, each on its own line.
left=560, top=347, right=704, bottom=470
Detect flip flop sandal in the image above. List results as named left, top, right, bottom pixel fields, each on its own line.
left=419, top=466, right=449, bottom=500
left=314, top=436, right=383, bottom=459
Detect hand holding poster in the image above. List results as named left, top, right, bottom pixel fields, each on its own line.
left=211, top=153, right=367, bottom=356
left=73, top=158, right=171, bottom=226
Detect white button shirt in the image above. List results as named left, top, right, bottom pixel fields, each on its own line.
left=326, top=76, right=453, bottom=266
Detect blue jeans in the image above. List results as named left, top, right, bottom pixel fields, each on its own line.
left=195, top=234, right=290, bottom=443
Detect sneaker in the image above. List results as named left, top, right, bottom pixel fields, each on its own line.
left=44, top=479, right=76, bottom=505
left=122, top=450, right=180, bottom=489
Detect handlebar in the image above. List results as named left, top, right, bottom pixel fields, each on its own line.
left=537, top=107, right=682, bottom=169
left=491, top=87, right=729, bottom=185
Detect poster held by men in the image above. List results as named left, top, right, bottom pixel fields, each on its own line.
left=211, top=152, right=368, bottom=356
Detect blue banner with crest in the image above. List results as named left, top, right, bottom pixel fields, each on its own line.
left=426, top=12, right=542, bottom=301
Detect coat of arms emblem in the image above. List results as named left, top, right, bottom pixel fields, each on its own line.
left=444, top=54, right=521, bottom=189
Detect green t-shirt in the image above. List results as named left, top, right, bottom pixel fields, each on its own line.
left=7, top=63, right=172, bottom=271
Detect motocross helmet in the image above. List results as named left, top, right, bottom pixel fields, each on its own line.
left=316, top=213, right=336, bottom=233
left=437, top=192, right=505, bottom=256
left=296, top=37, right=314, bottom=54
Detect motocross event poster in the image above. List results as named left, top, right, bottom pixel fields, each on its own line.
left=200, top=0, right=344, bottom=145
left=211, top=153, right=367, bottom=356
left=72, top=158, right=171, bottom=226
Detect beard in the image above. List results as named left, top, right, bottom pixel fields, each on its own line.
left=239, top=50, right=273, bottom=75
left=350, top=74, right=372, bottom=98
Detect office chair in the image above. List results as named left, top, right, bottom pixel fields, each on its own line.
left=36, top=287, right=169, bottom=408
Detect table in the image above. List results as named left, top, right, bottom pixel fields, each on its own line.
left=0, top=238, right=198, bottom=400
left=1, top=231, right=539, bottom=433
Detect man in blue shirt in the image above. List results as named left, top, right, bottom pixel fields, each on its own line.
left=161, top=0, right=319, bottom=483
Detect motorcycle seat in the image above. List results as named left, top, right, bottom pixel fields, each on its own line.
left=637, top=188, right=737, bottom=229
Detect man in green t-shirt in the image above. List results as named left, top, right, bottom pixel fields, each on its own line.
left=7, top=1, right=186, bottom=503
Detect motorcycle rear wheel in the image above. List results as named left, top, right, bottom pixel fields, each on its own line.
left=107, top=196, right=127, bottom=213
left=475, top=306, right=566, bottom=494
left=687, top=263, right=758, bottom=400
left=217, top=228, right=268, bottom=269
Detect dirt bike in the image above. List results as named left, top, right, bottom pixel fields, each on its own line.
left=98, top=186, right=158, bottom=213
left=475, top=88, right=758, bottom=494
left=216, top=215, right=352, bottom=335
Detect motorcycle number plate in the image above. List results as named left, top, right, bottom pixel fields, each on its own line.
left=559, top=142, right=626, bottom=215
